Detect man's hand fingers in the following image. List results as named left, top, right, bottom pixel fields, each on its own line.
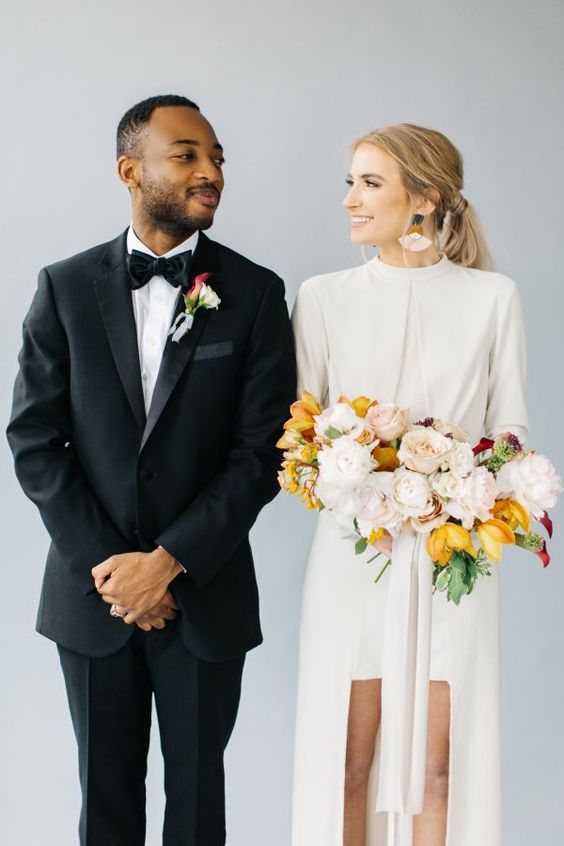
left=149, top=603, right=176, bottom=620
left=136, top=619, right=153, bottom=632
left=162, top=590, right=180, bottom=610
left=91, top=557, right=116, bottom=582
left=100, top=593, right=121, bottom=605
left=122, top=608, right=145, bottom=625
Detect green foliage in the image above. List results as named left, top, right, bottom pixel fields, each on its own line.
left=432, top=549, right=491, bottom=605
left=355, top=537, right=368, bottom=555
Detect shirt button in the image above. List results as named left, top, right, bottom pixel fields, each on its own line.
left=147, top=337, right=156, bottom=346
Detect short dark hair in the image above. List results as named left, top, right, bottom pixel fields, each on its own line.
left=116, top=94, right=200, bottom=158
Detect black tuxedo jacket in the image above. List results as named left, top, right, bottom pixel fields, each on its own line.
left=7, top=230, right=296, bottom=660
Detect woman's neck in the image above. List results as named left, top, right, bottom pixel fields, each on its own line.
left=378, top=241, right=442, bottom=268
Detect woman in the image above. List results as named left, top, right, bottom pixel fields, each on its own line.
left=291, top=124, right=528, bottom=846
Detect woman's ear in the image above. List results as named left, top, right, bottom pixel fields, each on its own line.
left=415, top=188, right=441, bottom=216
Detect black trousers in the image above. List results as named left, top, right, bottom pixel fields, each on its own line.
left=58, top=620, right=245, bottom=846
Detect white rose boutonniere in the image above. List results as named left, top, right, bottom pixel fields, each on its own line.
left=168, top=272, right=221, bottom=343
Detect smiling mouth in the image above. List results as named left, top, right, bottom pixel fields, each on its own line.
left=350, top=216, right=373, bottom=226
left=189, top=190, right=219, bottom=208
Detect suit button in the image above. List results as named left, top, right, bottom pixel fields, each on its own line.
left=139, top=468, right=153, bottom=481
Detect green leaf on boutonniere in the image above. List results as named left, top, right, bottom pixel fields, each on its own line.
left=325, top=426, right=343, bottom=440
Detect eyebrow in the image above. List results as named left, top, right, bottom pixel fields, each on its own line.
left=169, top=138, right=224, bottom=151
left=347, top=172, right=386, bottom=180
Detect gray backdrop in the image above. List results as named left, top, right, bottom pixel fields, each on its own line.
left=1, top=1, right=563, bottom=844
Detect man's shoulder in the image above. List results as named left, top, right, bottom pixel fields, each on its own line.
left=43, top=231, right=126, bottom=282
left=211, top=238, right=282, bottom=287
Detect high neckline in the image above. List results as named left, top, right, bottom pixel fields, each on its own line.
left=367, top=253, right=452, bottom=282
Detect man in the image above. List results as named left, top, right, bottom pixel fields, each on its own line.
left=7, top=94, right=296, bottom=845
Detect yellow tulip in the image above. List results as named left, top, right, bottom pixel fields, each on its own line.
left=426, top=522, right=477, bottom=566
left=491, top=498, right=530, bottom=533
left=337, top=394, right=376, bottom=419
left=371, top=446, right=400, bottom=471
left=476, top=519, right=515, bottom=562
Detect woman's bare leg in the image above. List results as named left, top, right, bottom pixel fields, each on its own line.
left=343, top=679, right=382, bottom=846
left=413, top=681, right=451, bottom=846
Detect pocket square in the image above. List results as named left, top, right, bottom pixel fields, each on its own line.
left=193, top=341, right=234, bottom=361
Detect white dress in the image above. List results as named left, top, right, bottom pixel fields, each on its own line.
left=291, top=254, right=528, bottom=846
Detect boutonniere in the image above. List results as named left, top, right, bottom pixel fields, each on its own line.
left=168, top=272, right=221, bottom=343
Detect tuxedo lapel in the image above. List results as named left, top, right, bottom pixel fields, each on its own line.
left=93, top=232, right=146, bottom=431
left=140, top=233, right=221, bottom=452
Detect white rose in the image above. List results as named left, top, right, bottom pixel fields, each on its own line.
left=364, top=403, right=409, bottom=441
left=316, top=438, right=375, bottom=515
left=397, top=427, right=454, bottom=474
left=446, top=466, right=498, bottom=529
left=496, top=453, right=562, bottom=519
left=356, top=473, right=403, bottom=536
left=314, top=403, right=367, bottom=440
left=199, top=284, right=221, bottom=309
left=431, top=470, right=463, bottom=499
left=444, top=441, right=475, bottom=478
left=391, top=469, right=433, bottom=517
left=431, top=418, right=470, bottom=442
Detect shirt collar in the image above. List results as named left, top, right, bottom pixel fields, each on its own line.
left=126, top=225, right=200, bottom=259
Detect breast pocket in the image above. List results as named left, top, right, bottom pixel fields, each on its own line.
left=193, top=340, right=234, bottom=361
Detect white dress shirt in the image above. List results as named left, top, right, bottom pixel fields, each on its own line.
left=127, top=226, right=198, bottom=575
left=127, top=225, right=199, bottom=414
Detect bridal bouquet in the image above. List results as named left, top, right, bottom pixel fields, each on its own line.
left=277, top=393, right=561, bottom=604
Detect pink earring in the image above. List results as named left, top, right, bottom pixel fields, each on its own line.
left=398, top=214, right=433, bottom=252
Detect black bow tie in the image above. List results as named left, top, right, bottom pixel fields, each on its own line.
left=125, top=248, right=193, bottom=291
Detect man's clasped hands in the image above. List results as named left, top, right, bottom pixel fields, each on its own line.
left=91, top=547, right=183, bottom=631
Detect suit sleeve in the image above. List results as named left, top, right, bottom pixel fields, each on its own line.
left=484, top=280, right=529, bottom=443
left=6, top=268, right=132, bottom=595
left=156, top=274, right=297, bottom=588
left=291, top=277, right=329, bottom=405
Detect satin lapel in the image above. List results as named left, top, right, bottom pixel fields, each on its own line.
left=93, top=239, right=146, bottom=431
left=140, top=233, right=221, bottom=452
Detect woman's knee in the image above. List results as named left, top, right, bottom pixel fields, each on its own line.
left=344, top=754, right=374, bottom=794
left=424, top=761, right=449, bottom=808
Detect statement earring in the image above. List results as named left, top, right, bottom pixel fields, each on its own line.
left=398, top=214, right=433, bottom=252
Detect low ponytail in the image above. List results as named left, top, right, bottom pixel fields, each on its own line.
left=437, top=195, right=493, bottom=270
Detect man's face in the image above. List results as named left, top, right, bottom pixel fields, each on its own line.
left=133, top=106, right=225, bottom=235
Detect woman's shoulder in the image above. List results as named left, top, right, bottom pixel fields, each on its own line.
left=448, top=262, right=519, bottom=299
left=297, top=263, right=366, bottom=301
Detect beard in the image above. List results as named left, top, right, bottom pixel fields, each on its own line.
left=139, top=173, right=219, bottom=238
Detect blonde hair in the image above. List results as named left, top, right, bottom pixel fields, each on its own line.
left=354, top=123, right=493, bottom=270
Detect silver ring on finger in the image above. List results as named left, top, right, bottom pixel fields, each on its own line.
left=110, top=604, right=127, bottom=618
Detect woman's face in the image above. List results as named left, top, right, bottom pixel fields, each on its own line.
left=343, top=143, right=417, bottom=248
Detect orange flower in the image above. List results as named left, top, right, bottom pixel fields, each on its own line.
left=476, top=519, right=515, bottom=562
left=491, top=498, right=530, bottom=533
left=426, top=522, right=477, bottom=566
left=280, top=391, right=322, bottom=445
left=371, top=445, right=400, bottom=471
left=338, top=394, right=376, bottom=419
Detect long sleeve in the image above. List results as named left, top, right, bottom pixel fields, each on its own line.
left=155, top=275, right=296, bottom=588
left=291, top=277, right=329, bottom=406
left=6, top=269, right=132, bottom=595
left=484, top=280, right=529, bottom=442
